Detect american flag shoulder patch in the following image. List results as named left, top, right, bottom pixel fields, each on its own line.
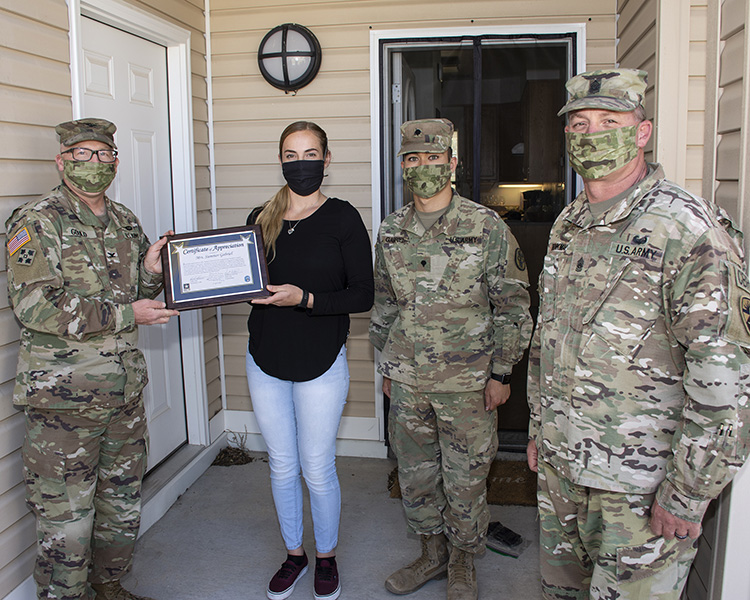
left=8, top=227, right=31, bottom=256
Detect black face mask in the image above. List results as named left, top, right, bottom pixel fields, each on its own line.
left=281, top=159, right=325, bottom=197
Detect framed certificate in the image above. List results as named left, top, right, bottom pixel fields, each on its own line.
left=160, top=225, right=270, bottom=310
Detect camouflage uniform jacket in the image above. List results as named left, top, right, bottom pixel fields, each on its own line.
left=370, top=193, right=532, bottom=393
left=527, top=164, right=750, bottom=522
left=6, top=184, right=163, bottom=409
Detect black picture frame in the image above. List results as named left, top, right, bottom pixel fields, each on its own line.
left=160, top=225, right=270, bottom=310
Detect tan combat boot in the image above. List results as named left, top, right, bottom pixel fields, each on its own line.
left=446, top=546, right=477, bottom=600
left=385, top=533, right=449, bottom=595
left=91, top=581, right=155, bottom=600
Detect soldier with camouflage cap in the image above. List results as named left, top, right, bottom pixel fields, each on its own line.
left=527, top=68, right=750, bottom=599
left=5, top=118, right=178, bottom=600
left=370, top=118, right=532, bottom=600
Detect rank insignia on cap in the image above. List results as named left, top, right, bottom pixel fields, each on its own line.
left=398, top=118, right=454, bottom=155
left=8, top=227, right=31, bottom=256
left=15, top=247, right=36, bottom=266
left=558, top=68, right=648, bottom=116
left=584, top=72, right=618, bottom=95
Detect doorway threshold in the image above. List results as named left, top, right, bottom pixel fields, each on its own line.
left=140, top=434, right=227, bottom=534
left=498, top=429, right=529, bottom=453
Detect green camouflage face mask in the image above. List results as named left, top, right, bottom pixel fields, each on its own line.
left=403, top=163, right=453, bottom=199
left=63, top=160, right=116, bottom=193
left=566, top=125, right=639, bottom=180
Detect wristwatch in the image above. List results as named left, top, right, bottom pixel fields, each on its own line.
left=491, top=373, right=512, bottom=384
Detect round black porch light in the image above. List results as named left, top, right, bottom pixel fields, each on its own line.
left=258, top=23, right=322, bottom=93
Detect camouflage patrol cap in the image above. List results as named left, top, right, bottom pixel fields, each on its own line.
left=557, top=69, right=648, bottom=116
left=398, top=118, right=453, bottom=156
left=55, top=118, right=118, bottom=149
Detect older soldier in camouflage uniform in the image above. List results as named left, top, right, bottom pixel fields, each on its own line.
left=527, top=69, right=750, bottom=600
left=370, top=118, right=532, bottom=600
left=5, top=118, right=178, bottom=600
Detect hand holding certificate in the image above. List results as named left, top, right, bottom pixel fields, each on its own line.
left=160, top=226, right=270, bottom=310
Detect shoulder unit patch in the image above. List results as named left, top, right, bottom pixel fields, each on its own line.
left=15, top=247, right=36, bottom=266
left=724, top=261, right=750, bottom=347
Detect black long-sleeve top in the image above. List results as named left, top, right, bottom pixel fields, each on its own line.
left=246, top=198, right=374, bottom=381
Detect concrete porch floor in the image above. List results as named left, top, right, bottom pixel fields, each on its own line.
left=122, top=452, right=542, bottom=600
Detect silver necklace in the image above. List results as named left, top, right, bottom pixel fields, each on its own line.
left=287, top=219, right=301, bottom=234
left=287, top=196, right=327, bottom=234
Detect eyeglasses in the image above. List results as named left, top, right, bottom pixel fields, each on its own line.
left=61, top=147, right=118, bottom=163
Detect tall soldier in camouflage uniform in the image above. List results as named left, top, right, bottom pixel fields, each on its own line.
left=527, top=69, right=750, bottom=600
left=370, top=118, right=532, bottom=600
left=5, top=118, right=179, bottom=600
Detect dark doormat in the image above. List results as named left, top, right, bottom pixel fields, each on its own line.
left=388, top=460, right=537, bottom=506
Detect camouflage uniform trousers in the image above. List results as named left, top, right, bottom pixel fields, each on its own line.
left=389, top=381, right=498, bottom=552
left=537, top=459, right=699, bottom=600
left=23, top=396, right=148, bottom=600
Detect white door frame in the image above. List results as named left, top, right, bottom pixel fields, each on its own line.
left=66, top=0, right=209, bottom=447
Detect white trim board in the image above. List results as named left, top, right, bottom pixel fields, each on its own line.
left=209, top=410, right=227, bottom=444
left=4, top=578, right=34, bottom=600
left=719, top=463, right=750, bottom=598
left=654, top=0, right=690, bottom=187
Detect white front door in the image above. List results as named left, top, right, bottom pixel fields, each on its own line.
left=81, top=16, right=187, bottom=470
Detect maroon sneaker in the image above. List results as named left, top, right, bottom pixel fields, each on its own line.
left=314, top=557, right=341, bottom=600
left=267, top=553, right=308, bottom=600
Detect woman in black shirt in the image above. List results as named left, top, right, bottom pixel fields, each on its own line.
left=245, top=121, right=373, bottom=600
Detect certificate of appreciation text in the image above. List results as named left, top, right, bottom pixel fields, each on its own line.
left=161, top=226, right=270, bottom=310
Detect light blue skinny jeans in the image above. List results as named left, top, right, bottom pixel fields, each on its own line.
left=245, top=345, right=349, bottom=554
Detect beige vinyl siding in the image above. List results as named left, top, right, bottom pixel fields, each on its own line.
left=714, top=0, right=747, bottom=228
left=204, top=308, right=223, bottom=419
left=618, top=0, right=709, bottom=192
left=0, top=0, right=72, bottom=594
left=617, top=0, right=657, bottom=161
left=0, top=0, right=209, bottom=596
left=209, top=0, right=617, bottom=419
